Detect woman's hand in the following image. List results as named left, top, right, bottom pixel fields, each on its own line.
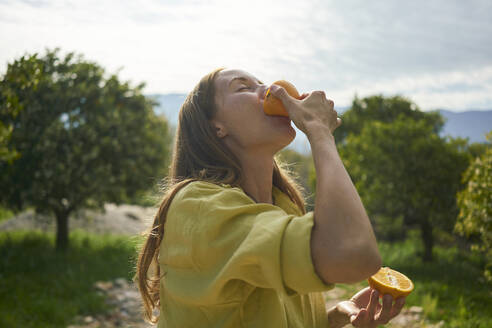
left=269, top=86, right=342, bottom=137
left=336, top=287, right=406, bottom=327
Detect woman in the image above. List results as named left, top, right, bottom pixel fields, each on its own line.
left=136, top=68, right=406, bottom=327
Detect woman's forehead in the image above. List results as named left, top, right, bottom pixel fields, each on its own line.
left=216, top=69, right=260, bottom=89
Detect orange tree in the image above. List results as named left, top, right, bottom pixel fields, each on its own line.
left=323, top=95, right=471, bottom=261
left=0, top=49, right=171, bottom=251
left=456, top=131, right=492, bottom=280
left=333, top=95, right=444, bottom=143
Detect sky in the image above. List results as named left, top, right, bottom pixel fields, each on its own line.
left=1, top=0, right=492, bottom=111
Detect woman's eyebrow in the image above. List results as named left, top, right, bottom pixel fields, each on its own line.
left=229, top=77, right=263, bottom=87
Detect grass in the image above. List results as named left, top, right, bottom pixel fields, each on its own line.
left=379, top=234, right=491, bottom=327
left=328, top=231, right=492, bottom=328
left=1, top=229, right=490, bottom=328
left=0, top=205, right=14, bottom=223
left=0, top=230, right=142, bottom=328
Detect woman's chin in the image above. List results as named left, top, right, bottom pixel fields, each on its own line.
left=278, top=126, right=296, bottom=148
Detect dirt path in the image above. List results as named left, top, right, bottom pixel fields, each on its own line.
left=0, top=203, right=156, bottom=235
left=68, top=278, right=153, bottom=328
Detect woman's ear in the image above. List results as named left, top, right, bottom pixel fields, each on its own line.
left=210, top=119, right=228, bottom=139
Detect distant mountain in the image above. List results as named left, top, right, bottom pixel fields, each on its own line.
left=149, top=93, right=492, bottom=154
left=148, top=93, right=186, bottom=125
left=436, top=109, right=491, bottom=143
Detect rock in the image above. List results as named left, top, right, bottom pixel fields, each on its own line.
left=435, top=320, right=445, bottom=327
left=114, top=278, right=129, bottom=288
left=83, top=316, right=94, bottom=323
left=94, top=281, right=114, bottom=291
left=125, top=212, right=141, bottom=221
left=409, top=306, right=424, bottom=314
left=72, top=278, right=155, bottom=327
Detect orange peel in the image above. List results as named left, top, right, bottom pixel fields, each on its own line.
left=263, top=80, right=301, bottom=117
left=368, top=267, right=414, bottom=299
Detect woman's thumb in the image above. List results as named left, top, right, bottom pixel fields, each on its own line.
left=269, top=84, right=295, bottom=104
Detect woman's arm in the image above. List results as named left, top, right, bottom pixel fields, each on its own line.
left=269, top=86, right=381, bottom=284
left=308, top=125, right=381, bottom=284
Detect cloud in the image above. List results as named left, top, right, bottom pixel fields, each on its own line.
left=327, top=65, right=492, bottom=110
left=0, top=0, right=491, bottom=110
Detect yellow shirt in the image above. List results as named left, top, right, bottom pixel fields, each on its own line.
left=158, top=180, right=334, bottom=327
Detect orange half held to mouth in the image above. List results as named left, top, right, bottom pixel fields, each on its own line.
left=263, top=80, right=301, bottom=117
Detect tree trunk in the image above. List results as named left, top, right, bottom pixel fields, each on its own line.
left=420, top=219, right=434, bottom=262
left=55, top=210, right=70, bottom=251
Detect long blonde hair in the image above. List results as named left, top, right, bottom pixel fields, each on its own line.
left=135, top=67, right=307, bottom=323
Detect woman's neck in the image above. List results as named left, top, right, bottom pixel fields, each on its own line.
left=238, top=152, right=274, bottom=204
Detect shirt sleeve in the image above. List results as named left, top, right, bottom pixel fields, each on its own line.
left=159, top=181, right=334, bottom=305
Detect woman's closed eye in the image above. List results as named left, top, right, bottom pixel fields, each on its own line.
left=237, top=85, right=251, bottom=91
left=236, top=80, right=263, bottom=92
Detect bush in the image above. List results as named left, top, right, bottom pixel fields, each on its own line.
left=0, top=205, right=13, bottom=223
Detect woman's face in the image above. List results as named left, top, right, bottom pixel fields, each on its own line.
left=211, top=69, right=296, bottom=156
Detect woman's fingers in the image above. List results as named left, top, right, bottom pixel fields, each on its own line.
left=350, top=287, right=372, bottom=305
left=298, top=92, right=309, bottom=100
left=390, top=297, right=406, bottom=318
left=366, top=289, right=379, bottom=319
left=345, top=289, right=407, bottom=327
left=350, top=308, right=367, bottom=326
left=269, top=85, right=297, bottom=106
left=375, top=294, right=393, bottom=324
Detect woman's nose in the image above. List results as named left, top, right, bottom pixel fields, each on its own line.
left=258, top=85, right=269, bottom=100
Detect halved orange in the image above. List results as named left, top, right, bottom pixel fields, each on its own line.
left=263, top=80, right=301, bottom=117
left=368, top=267, right=414, bottom=299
